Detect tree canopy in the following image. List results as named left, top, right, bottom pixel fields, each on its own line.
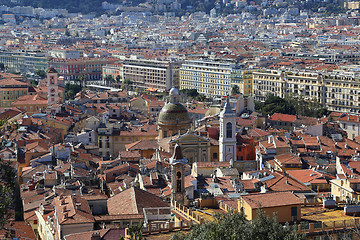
left=171, top=211, right=304, bottom=240
left=256, top=94, right=329, bottom=118
left=65, top=83, right=82, bottom=100
left=0, top=158, right=16, bottom=229
left=231, top=85, right=240, bottom=95
left=179, top=89, right=210, bottom=102
left=35, top=69, right=47, bottom=79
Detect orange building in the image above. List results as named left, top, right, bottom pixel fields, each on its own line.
left=236, top=134, right=256, bottom=161
left=125, top=139, right=158, bottom=159
left=238, top=191, right=303, bottom=223
left=12, top=94, right=48, bottom=114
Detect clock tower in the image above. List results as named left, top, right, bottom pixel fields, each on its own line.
left=47, top=68, right=59, bottom=106
left=219, top=97, right=237, bottom=162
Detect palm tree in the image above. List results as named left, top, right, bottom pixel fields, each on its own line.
left=79, top=75, right=87, bottom=88
left=104, top=75, right=114, bottom=87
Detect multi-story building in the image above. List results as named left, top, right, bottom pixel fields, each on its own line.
left=49, top=57, right=117, bottom=83
left=0, top=50, right=48, bottom=74
left=121, top=57, right=181, bottom=92
left=48, top=49, right=83, bottom=59
left=253, top=70, right=360, bottom=114
left=231, top=69, right=253, bottom=96
left=282, top=52, right=360, bottom=64
left=180, top=60, right=233, bottom=97
left=97, top=122, right=158, bottom=159
left=102, top=62, right=123, bottom=81
left=0, top=78, right=28, bottom=107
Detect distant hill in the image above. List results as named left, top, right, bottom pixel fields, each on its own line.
left=0, top=0, right=218, bottom=15
left=18, top=0, right=122, bottom=13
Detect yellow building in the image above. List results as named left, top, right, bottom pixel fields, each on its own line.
left=273, top=153, right=303, bottom=171
left=231, top=69, right=253, bottom=96
left=253, top=69, right=360, bottom=114
left=34, top=115, right=73, bottom=140
left=331, top=178, right=360, bottom=201
left=238, top=191, right=303, bottom=223
left=0, top=78, right=28, bottom=107
left=97, top=122, right=158, bottom=159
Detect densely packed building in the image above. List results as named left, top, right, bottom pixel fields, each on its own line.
left=2, top=1, right=360, bottom=239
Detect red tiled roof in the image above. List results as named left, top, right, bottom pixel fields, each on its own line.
left=241, top=191, right=302, bottom=209
left=269, top=113, right=297, bottom=122
left=107, top=187, right=169, bottom=215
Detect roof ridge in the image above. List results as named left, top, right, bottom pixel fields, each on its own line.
left=131, top=187, right=139, bottom=214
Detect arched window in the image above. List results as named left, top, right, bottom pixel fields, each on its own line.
left=226, top=122, right=232, bottom=138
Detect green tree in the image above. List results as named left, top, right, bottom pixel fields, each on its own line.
left=104, top=75, right=114, bottom=87
left=65, top=83, right=82, bottom=100
left=172, top=211, right=304, bottom=240
left=179, top=89, right=199, bottom=99
left=122, top=79, right=133, bottom=90
left=35, top=69, right=46, bottom=79
left=0, top=158, right=16, bottom=229
left=127, top=222, right=144, bottom=240
left=231, top=85, right=240, bottom=95
left=256, top=94, right=329, bottom=118
left=285, top=94, right=329, bottom=118
left=30, top=79, right=38, bottom=87
left=79, top=75, right=87, bottom=88
left=260, top=94, right=296, bottom=116
left=116, top=75, right=121, bottom=84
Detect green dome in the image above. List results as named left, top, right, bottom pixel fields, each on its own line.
left=158, top=103, right=191, bottom=125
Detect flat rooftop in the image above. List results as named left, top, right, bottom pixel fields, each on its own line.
left=301, top=206, right=360, bottom=230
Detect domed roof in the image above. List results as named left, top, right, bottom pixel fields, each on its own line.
left=158, top=102, right=191, bottom=125
left=169, top=87, right=179, bottom=96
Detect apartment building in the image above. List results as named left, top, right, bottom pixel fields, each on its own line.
left=282, top=52, right=360, bottom=64
left=48, top=49, right=83, bottom=59
left=102, top=62, right=123, bottom=80
left=180, top=60, right=233, bottom=97
left=0, top=78, right=28, bottom=107
left=49, top=57, right=117, bottom=82
left=118, top=57, right=181, bottom=92
left=0, top=50, right=48, bottom=73
left=253, top=70, right=360, bottom=114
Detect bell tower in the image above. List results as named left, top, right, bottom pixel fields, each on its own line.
left=47, top=68, right=59, bottom=106
left=219, top=97, right=237, bottom=162
left=170, top=144, right=187, bottom=203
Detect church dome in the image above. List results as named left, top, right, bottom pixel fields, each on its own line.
left=169, top=87, right=179, bottom=96
left=158, top=102, right=191, bottom=125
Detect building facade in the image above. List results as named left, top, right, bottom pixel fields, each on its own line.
left=102, top=62, right=123, bottom=82
left=0, top=78, right=28, bottom=107
left=121, top=57, right=181, bottom=92
left=180, top=60, right=234, bottom=97
left=0, top=50, right=48, bottom=73
left=253, top=70, right=360, bottom=114
left=231, top=69, right=253, bottom=96
left=49, top=57, right=117, bottom=83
